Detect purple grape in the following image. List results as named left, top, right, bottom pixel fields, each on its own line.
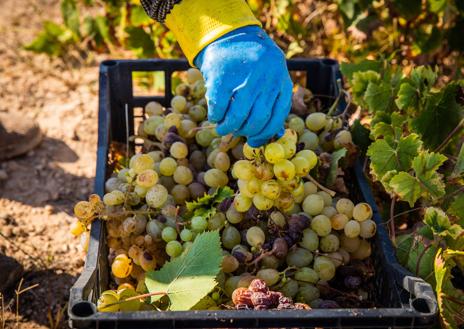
left=344, top=276, right=362, bottom=290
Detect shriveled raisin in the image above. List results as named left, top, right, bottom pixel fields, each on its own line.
left=251, top=292, right=274, bottom=307
left=294, top=303, right=311, bottom=310
left=248, top=279, right=268, bottom=293
left=231, top=287, right=253, bottom=306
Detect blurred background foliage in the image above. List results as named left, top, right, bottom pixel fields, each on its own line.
left=25, top=0, right=464, bottom=78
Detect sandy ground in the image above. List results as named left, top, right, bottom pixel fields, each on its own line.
left=0, top=0, right=104, bottom=327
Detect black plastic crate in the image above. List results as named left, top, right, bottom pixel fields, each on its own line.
left=68, top=59, right=438, bottom=329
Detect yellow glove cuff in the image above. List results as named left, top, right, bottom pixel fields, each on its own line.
left=165, top=0, right=261, bottom=66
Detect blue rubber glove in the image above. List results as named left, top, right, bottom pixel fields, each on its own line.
left=194, top=26, right=293, bottom=147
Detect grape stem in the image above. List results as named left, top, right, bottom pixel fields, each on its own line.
left=104, top=291, right=168, bottom=308
left=305, top=175, right=336, bottom=197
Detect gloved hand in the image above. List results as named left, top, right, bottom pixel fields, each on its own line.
left=194, top=26, right=293, bottom=147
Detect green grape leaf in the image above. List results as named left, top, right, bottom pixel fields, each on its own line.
left=350, top=119, right=371, bottom=154
left=130, top=6, right=153, bottom=26
left=389, top=172, right=422, bottom=206
left=340, top=60, right=382, bottom=80
left=428, top=0, right=447, bottom=12
left=125, top=26, right=155, bottom=58
left=350, top=71, right=381, bottom=107
left=145, top=231, right=222, bottom=310
left=411, top=151, right=447, bottom=176
left=367, top=134, right=422, bottom=181
left=412, top=83, right=464, bottom=149
left=24, top=21, right=71, bottom=56
left=61, top=0, right=80, bottom=37
left=435, top=249, right=464, bottom=328
left=448, top=195, right=464, bottom=223
left=410, top=66, right=437, bottom=89
left=95, top=15, right=112, bottom=45
left=327, top=148, right=347, bottom=186
left=364, top=80, right=394, bottom=113
left=452, top=143, right=464, bottom=178
left=423, top=207, right=451, bottom=236
left=395, top=82, right=418, bottom=110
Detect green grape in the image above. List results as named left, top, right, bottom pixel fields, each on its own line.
left=313, top=256, right=336, bottom=281
left=118, top=288, right=142, bottom=311
left=233, top=160, right=255, bottom=180
left=294, top=267, right=319, bottom=283
left=145, top=184, right=168, bottom=208
left=302, top=194, right=325, bottom=216
left=222, top=255, right=239, bottom=273
left=105, top=177, right=121, bottom=193
left=180, top=228, right=193, bottom=242
left=321, top=206, right=337, bottom=219
left=147, top=150, right=163, bottom=163
left=171, top=95, right=187, bottom=113
left=291, top=181, right=305, bottom=198
left=279, top=129, right=298, bottom=144
left=191, top=216, right=208, bottom=232
left=190, top=150, right=206, bottom=171
left=173, top=166, right=193, bottom=185
left=159, top=157, right=177, bottom=176
left=208, top=212, right=226, bottom=230
left=246, top=178, right=261, bottom=195
left=242, top=143, right=263, bottom=160
left=269, top=211, right=286, bottom=228
left=221, top=225, right=241, bottom=249
left=154, top=124, right=168, bottom=141
left=340, top=234, right=361, bottom=252
left=161, top=226, right=178, bottom=242
left=297, top=283, right=320, bottom=303
left=207, top=149, right=220, bottom=168
left=171, top=184, right=190, bottom=204
left=275, top=192, right=294, bottom=211
left=236, top=179, right=253, bottom=198
left=287, top=116, right=305, bottom=135
left=143, top=115, right=164, bottom=135
left=261, top=255, right=280, bottom=269
left=344, top=220, right=361, bottom=238
left=145, top=101, right=164, bottom=116
left=359, top=219, right=376, bottom=238
left=224, top=276, right=241, bottom=297
left=264, top=142, right=285, bottom=164
left=336, top=198, right=354, bottom=218
left=310, top=215, right=332, bottom=237
left=191, top=80, right=206, bottom=98
left=305, top=112, right=327, bottom=132
left=257, top=268, right=280, bottom=286
left=166, top=240, right=183, bottom=258
left=112, top=254, right=133, bottom=278
left=213, top=151, right=231, bottom=172
left=189, top=105, right=207, bottom=122
left=97, top=290, right=120, bottom=312
left=281, top=279, right=299, bottom=298
left=146, top=220, right=163, bottom=239
left=303, top=181, right=318, bottom=196
left=351, top=239, right=372, bottom=260
left=231, top=143, right=244, bottom=160
left=139, top=251, right=157, bottom=271
left=226, top=206, right=243, bottom=224
left=295, top=150, right=318, bottom=170
left=252, top=193, right=274, bottom=211
left=286, top=248, right=313, bottom=267
left=279, top=139, right=296, bottom=159
left=320, top=234, right=340, bottom=252
left=233, top=194, right=252, bottom=212
left=136, top=169, right=158, bottom=188
left=134, top=185, right=147, bottom=198
left=130, top=154, right=155, bottom=174
left=246, top=226, right=265, bottom=248
left=164, top=112, right=182, bottom=129
left=103, top=190, right=125, bottom=206
left=237, top=274, right=256, bottom=288
left=353, top=202, right=373, bottom=222
left=195, top=129, right=214, bottom=147
left=330, top=213, right=349, bottom=230
left=334, top=130, right=352, bottom=149
left=260, top=180, right=281, bottom=200
left=178, top=119, right=197, bottom=139
left=273, top=159, right=296, bottom=181
left=255, top=162, right=274, bottom=181
left=186, top=68, right=203, bottom=84
left=316, top=191, right=332, bottom=207
left=298, top=130, right=319, bottom=150
left=299, top=228, right=319, bottom=251
left=204, top=168, right=229, bottom=187
left=338, top=248, right=350, bottom=265
left=291, top=156, right=311, bottom=177
left=170, top=142, right=188, bottom=159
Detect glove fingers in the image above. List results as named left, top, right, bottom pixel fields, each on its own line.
left=247, top=77, right=292, bottom=147
left=205, top=79, right=232, bottom=124
left=215, top=79, right=256, bottom=136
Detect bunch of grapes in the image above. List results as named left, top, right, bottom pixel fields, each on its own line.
left=71, top=68, right=377, bottom=312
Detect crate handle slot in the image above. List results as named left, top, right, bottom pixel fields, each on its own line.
left=403, top=276, right=438, bottom=315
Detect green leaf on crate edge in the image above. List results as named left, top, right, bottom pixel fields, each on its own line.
left=145, top=231, right=222, bottom=311
left=327, top=148, right=347, bottom=186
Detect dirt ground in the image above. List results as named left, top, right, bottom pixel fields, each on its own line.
left=0, top=0, right=105, bottom=328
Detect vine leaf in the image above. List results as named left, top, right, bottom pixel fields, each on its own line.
left=145, top=231, right=222, bottom=311
left=389, top=172, right=422, bottom=206
left=327, top=148, right=347, bottom=186
left=452, top=143, right=464, bottom=178
left=395, top=82, right=418, bottom=110
left=423, top=207, right=463, bottom=239
left=185, top=186, right=234, bottom=219
left=448, top=195, right=464, bottom=223
left=364, top=80, right=394, bottom=113
left=367, top=134, right=422, bottom=181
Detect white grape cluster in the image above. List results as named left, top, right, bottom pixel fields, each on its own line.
left=71, top=68, right=377, bottom=312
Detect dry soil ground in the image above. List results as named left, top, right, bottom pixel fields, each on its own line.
left=0, top=0, right=104, bottom=328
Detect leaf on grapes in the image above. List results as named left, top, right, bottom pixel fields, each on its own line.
left=412, top=83, right=464, bottom=148
left=452, top=143, right=464, bottom=178
left=215, top=186, right=234, bottom=204
left=364, top=80, right=394, bottom=113
left=395, top=82, right=418, bottom=110
left=186, top=193, right=214, bottom=213
left=435, top=249, right=464, bottom=329
left=367, top=134, right=422, bottom=181
left=389, top=172, right=422, bottom=206
left=327, top=148, right=347, bottom=186
left=185, top=186, right=234, bottom=219
left=145, top=231, right=222, bottom=310
left=448, top=195, right=464, bottom=223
